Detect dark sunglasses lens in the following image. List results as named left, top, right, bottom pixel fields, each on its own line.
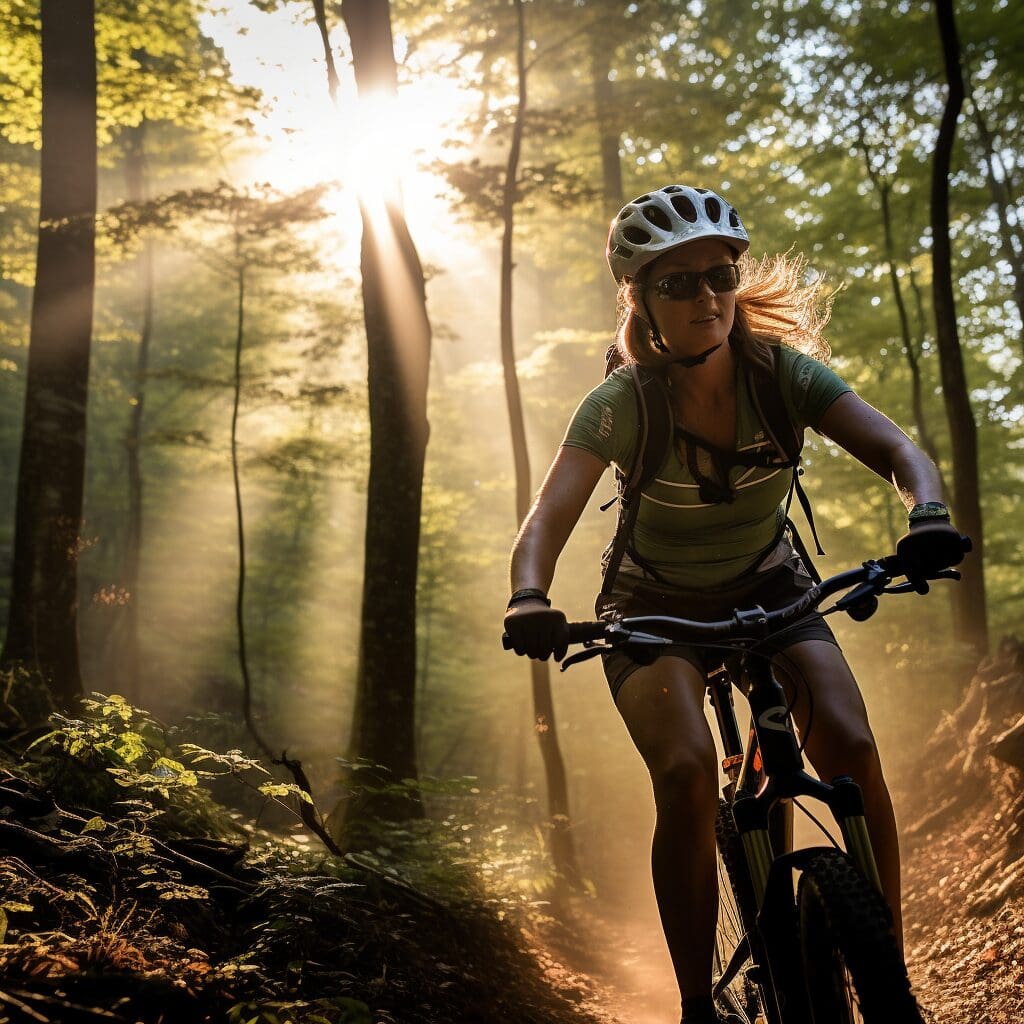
left=705, top=265, right=740, bottom=292
left=654, top=265, right=739, bottom=300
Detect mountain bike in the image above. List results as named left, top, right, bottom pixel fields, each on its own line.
left=508, top=536, right=969, bottom=1023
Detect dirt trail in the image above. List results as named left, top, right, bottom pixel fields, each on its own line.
left=902, top=786, right=1024, bottom=1022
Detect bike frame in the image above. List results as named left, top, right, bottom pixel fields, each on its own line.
left=708, top=652, right=883, bottom=1024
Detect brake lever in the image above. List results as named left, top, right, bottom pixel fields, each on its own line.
left=882, top=568, right=962, bottom=596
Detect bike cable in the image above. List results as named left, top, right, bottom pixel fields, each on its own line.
left=793, top=798, right=842, bottom=848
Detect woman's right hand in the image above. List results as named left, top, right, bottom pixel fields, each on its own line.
left=503, top=600, right=569, bottom=661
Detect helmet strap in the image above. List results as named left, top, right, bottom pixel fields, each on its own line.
left=672, top=342, right=723, bottom=367
left=640, top=293, right=670, bottom=353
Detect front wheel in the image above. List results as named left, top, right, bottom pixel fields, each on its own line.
left=797, top=850, right=923, bottom=1023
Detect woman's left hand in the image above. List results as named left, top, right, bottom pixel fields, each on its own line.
left=895, top=519, right=968, bottom=578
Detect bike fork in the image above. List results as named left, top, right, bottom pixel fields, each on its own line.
left=831, top=774, right=884, bottom=894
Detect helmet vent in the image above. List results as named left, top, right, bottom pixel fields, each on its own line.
left=622, top=226, right=653, bottom=245
left=612, top=244, right=634, bottom=258
left=634, top=194, right=651, bottom=203
left=662, top=185, right=683, bottom=193
left=641, top=205, right=672, bottom=231
left=695, top=188, right=709, bottom=194
left=670, top=195, right=698, bottom=222
left=704, top=197, right=722, bottom=221
left=728, top=207, right=740, bottom=227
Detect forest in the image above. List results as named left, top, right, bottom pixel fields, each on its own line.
left=0, top=1, right=1022, bottom=1023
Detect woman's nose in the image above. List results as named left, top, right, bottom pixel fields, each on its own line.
left=695, top=274, right=716, bottom=299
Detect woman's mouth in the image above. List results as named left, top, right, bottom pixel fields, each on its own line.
left=691, top=313, right=719, bottom=325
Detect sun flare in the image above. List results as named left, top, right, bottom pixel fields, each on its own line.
left=203, top=5, right=469, bottom=256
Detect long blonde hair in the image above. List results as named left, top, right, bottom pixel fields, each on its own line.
left=614, top=250, right=836, bottom=370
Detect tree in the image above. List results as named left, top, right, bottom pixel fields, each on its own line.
left=308, top=0, right=434, bottom=832
left=499, top=0, right=583, bottom=892
left=1, top=0, right=97, bottom=715
left=932, top=0, right=988, bottom=656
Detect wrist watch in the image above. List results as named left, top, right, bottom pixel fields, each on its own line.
left=507, top=588, right=550, bottom=608
left=908, top=501, right=950, bottom=524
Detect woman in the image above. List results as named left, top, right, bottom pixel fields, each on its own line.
left=503, top=185, right=962, bottom=1024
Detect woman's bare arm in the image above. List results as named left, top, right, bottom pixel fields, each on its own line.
left=509, top=445, right=608, bottom=596
left=817, top=392, right=943, bottom=511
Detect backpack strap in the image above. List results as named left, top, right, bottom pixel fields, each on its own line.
left=748, top=345, right=825, bottom=582
left=600, top=365, right=672, bottom=596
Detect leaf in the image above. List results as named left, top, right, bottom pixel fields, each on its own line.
left=81, top=816, right=108, bottom=834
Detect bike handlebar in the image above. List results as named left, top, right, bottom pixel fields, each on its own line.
left=502, top=536, right=971, bottom=653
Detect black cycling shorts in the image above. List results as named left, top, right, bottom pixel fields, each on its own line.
left=596, top=544, right=839, bottom=705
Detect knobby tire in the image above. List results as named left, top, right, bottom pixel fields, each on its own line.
left=797, top=849, right=923, bottom=1023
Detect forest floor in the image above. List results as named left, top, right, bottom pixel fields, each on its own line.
left=4, top=646, right=1024, bottom=1024
left=903, top=785, right=1024, bottom=1024
left=0, top=692, right=629, bottom=1024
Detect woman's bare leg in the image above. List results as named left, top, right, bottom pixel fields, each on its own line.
left=614, top=657, right=720, bottom=1003
left=772, top=639, right=904, bottom=950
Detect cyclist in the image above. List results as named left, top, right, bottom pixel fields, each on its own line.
left=503, top=185, right=963, bottom=1024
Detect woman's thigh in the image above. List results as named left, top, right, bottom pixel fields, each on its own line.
left=771, top=639, right=881, bottom=781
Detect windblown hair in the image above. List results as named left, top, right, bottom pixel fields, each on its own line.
left=613, top=250, right=836, bottom=371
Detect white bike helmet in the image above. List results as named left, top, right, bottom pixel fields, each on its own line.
left=606, top=185, right=750, bottom=283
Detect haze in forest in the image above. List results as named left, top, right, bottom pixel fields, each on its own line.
left=1, top=2, right=1021, bottom=1019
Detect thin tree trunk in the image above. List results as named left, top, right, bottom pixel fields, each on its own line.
left=118, top=121, right=154, bottom=703
left=230, top=260, right=270, bottom=756
left=856, top=140, right=949, bottom=497
left=590, top=29, right=622, bottom=318
left=1, top=0, right=97, bottom=714
left=965, top=76, right=1024, bottom=353
left=501, top=0, right=581, bottom=893
left=931, top=0, right=988, bottom=658
left=333, top=0, right=430, bottom=833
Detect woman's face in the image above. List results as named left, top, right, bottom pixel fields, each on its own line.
left=644, top=238, right=737, bottom=359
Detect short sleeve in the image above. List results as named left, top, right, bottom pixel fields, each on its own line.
left=560, top=369, right=638, bottom=470
left=776, top=346, right=853, bottom=432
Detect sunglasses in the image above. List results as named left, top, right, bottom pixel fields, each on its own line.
left=650, top=263, right=741, bottom=301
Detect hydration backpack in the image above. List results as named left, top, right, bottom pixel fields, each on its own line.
left=599, top=344, right=824, bottom=596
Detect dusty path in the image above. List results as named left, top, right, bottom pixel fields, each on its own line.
left=903, top=789, right=1024, bottom=1024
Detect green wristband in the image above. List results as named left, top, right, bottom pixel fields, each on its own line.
left=507, top=588, right=550, bottom=608
left=908, top=501, right=950, bottom=524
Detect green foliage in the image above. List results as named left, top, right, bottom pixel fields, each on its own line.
left=24, top=693, right=319, bottom=836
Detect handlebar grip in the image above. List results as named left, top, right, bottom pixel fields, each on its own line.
left=502, top=621, right=608, bottom=651
left=567, top=621, right=609, bottom=643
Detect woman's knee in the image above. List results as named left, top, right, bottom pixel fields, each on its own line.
left=812, top=726, right=882, bottom=783
left=649, top=749, right=719, bottom=815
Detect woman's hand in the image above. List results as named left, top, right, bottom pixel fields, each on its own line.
left=503, top=599, right=569, bottom=661
left=896, top=517, right=968, bottom=578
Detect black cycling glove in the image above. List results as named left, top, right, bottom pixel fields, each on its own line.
left=895, top=518, right=967, bottom=578
left=503, top=602, right=569, bottom=661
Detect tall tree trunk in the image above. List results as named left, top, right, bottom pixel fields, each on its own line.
left=334, top=0, right=430, bottom=832
left=932, top=0, right=988, bottom=657
left=501, top=0, right=582, bottom=893
left=116, top=121, right=154, bottom=703
left=965, top=78, right=1024, bottom=353
left=1, top=0, right=97, bottom=715
left=230, top=259, right=270, bottom=756
left=856, top=143, right=948, bottom=498
left=590, top=28, right=622, bottom=320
